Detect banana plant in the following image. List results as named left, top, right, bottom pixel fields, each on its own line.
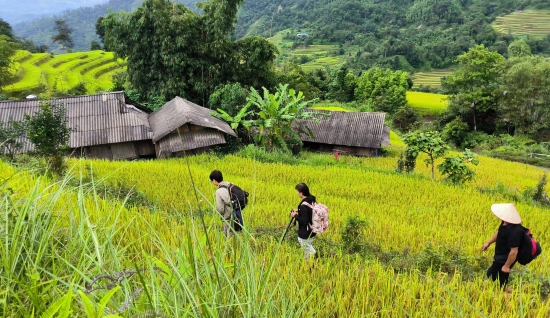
left=245, top=84, right=322, bottom=153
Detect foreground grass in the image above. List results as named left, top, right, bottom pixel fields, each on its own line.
left=2, top=155, right=550, bottom=316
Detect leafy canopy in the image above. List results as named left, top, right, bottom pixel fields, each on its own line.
left=103, top=0, right=278, bottom=105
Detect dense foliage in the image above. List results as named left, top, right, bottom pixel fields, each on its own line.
left=103, top=0, right=277, bottom=104
left=237, top=0, right=550, bottom=71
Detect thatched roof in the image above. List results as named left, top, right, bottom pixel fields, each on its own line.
left=0, top=92, right=152, bottom=153
left=149, top=97, right=236, bottom=143
left=294, top=110, right=390, bottom=148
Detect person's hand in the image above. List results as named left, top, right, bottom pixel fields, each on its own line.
left=501, top=265, right=511, bottom=273
left=291, top=210, right=298, bottom=218
left=481, top=242, right=490, bottom=251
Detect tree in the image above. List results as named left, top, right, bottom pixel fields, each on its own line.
left=438, top=149, right=479, bottom=184
left=356, top=67, right=408, bottom=114
left=0, top=18, right=14, bottom=39
left=90, top=40, right=102, bottom=51
left=500, top=56, right=550, bottom=135
left=95, top=17, right=106, bottom=47
left=0, top=117, right=27, bottom=161
left=245, top=84, right=320, bottom=153
left=208, top=83, right=249, bottom=117
left=508, top=40, right=531, bottom=58
left=443, top=45, right=505, bottom=132
left=402, top=131, right=450, bottom=179
left=52, top=19, right=74, bottom=49
left=103, top=0, right=277, bottom=104
left=0, top=35, right=19, bottom=87
left=25, top=101, right=72, bottom=175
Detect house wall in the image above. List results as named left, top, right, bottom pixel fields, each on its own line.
left=155, top=125, right=226, bottom=158
left=73, top=140, right=156, bottom=160
left=303, top=142, right=379, bottom=157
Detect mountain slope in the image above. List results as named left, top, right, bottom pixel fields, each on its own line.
left=12, top=0, right=200, bottom=51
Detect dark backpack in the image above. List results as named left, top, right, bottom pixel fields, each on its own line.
left=219, top=183, right=249, bottom=210
left=517, top=227, right=542, bottom=266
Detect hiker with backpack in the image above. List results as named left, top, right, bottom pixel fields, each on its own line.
left=481, top=203, right=542, bottom=288
left=209, top=170, right=248, bottom=237
left=290, top=183, right=329, bottom=261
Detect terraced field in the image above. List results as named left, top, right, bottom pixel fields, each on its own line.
left=3, top=50, right=125, bottom=98
left=407, top=91, right=449, bottom=116
left=413, top=70, right=452, bottom=88
left=269, top=31, right=345, bottom=72
left=494, top=10, right=550, bottom=38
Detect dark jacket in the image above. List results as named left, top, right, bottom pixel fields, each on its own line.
left=295, top=195, right=316, bottom=239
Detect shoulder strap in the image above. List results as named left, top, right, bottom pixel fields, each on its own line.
left=301, top=202, right=313, bottom=208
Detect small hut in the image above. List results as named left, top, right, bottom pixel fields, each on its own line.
left=148, top=97, right=236, bottom=158
left=294, top=110, right=390, bottom=156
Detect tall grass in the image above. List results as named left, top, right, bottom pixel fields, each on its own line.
left=2, top=156, right=550, bottom=316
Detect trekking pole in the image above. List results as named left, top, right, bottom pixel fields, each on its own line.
left=280, top=214, right=295, bottom=244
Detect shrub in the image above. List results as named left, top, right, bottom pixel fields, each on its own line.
left=438, top=149, right=479, bottom=184
left=25, top=100, right=72, bottom=175
left=442, top=117, right=469, bottom=147
left=392, top=107, right=419, bottom=132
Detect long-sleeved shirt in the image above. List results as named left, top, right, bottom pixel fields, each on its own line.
left=294, top=195, right=317, bottom=239
left=215, top=181, right=232, bottom=220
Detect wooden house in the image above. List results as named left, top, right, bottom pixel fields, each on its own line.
left=0, top=92, right=155, bottom=160
left=293, top=110, right=390, bottom=156
left=0, top=93, right=236, bottom=160
left=148, top=97, right=237, bottom=158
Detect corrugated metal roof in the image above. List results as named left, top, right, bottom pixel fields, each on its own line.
left=293, top=110, right=390, bottom=149
left=156, top=129, right=227, bottom=154
left=0, top=92, right=152, bottom=153
left=149, top=97, right=236, bottom=143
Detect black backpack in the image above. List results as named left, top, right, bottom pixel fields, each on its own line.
left=219, top=183, right=249, bottom=210
left=517, top=227, right=542, bottom=266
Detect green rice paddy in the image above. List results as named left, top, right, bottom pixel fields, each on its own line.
left=4, top=50, right=125, bottom=98
left=407, top=91, right=448, bottom=116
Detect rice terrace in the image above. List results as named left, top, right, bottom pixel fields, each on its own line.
left=1, top=0, right=550, bottom=316
left=494, top=10, right=550, bottom=37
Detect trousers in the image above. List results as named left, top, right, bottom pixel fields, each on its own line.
left=298, top=237, right=316, bottom=260
left=486, top=261, right=516, bottom=288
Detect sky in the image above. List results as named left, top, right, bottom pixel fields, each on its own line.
left=0, top=0, right=110, bottom=24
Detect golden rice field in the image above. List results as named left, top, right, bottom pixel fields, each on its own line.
left=413, top=70, right=453, bottom=88
left=494, top=10, right=550, bottom=38
left=3, top=50, right=124, bottom=98
left=407, top=91, right=449, bottom=116
left=2, top=146, right=550, bottom=315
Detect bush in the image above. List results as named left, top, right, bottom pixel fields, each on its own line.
left=392, top=107, right=419, bottom=132
left=438, top=149, right=479, bottom=184
left=442, top=117, right=469, bottom=147
left=340, top=216, right=368, bottom=254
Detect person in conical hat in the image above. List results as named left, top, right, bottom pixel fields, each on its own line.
left=481, top=203, right=524, bottom=288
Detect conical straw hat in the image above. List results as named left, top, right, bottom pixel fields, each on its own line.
left=491, top=203, right=522, bottom=224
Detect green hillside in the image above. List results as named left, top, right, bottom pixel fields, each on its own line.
left=3, top=50, right=124, bottom=98
left=494, top=10, right=550, bottom=38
